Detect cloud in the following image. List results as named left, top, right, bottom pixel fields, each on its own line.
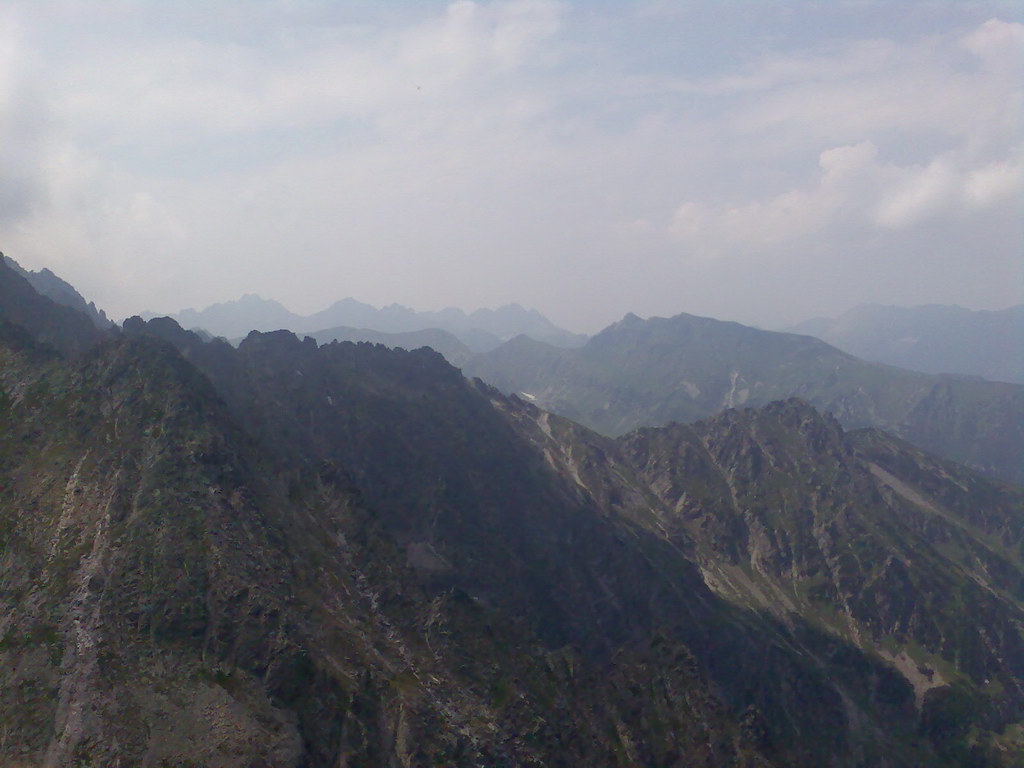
left=54, top=0, right=564, bottom=145
left=874, top=157, right=960, bottom=229
left=668, top=19, right=1022, bottom=257
left=964, top=154, right=1024, bottom=208
left=961, top=17, right=1024, bottom=64
left=0, top=13, right=51, bottom=222
left=0, top=4, right=1020, bottom=330
left=668, top=141, right=876, bottom=254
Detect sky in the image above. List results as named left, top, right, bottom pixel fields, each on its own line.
left=0, top=1, right=1021, bottom=332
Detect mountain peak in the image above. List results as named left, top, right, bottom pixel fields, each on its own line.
left=617, top=312, right=645, bottom=328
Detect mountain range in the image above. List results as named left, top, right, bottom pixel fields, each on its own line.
left=141, top=293, right=587, bottom=351
left=788, top=303, right=1024, bottom=384
left=1, top=255, right=1022, bottom=765
left=138, top=288, right=1024, bottom=487
left=461, top=311, right=1024, bottom=486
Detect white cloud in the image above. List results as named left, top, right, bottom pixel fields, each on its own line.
left=960, top=17, right=1024, bottom=65
left=874, top=157, right=959, bottom=229
left=53, top=0, right=563, bottom=145
left=669, top=141, right=878, bottom=254
left=667, top=19, right=1022, bottom=258
left=0, top=4, right=1020, bottom=330
left=963, top=154, right=1024, bottom=208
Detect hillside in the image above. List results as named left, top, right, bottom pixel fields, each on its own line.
left=2, top=318, right=775, bottom=767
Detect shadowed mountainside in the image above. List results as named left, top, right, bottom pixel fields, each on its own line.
left=0, top=256, right=105, bottom=357
left=3, top=318, right=779, bottom=767
left=1, top=253, right=113, bottom=331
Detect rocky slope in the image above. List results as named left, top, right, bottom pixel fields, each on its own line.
left=464, top=311, right=1024, bottom=485
left=518, top=397, right=1024, bottom=765
left=622, top=402, right=1024, bottom=702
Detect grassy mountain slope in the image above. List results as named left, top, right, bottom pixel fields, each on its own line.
left=518, top=395, right=1024, bottom=765
left=126, top=315, right=1024, bottom=766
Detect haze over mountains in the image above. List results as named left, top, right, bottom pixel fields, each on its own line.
left=788, top=304, right=1024, bottom=385
left=143, top=291, right=1024, bottom=386
left=2, top=254, right=1024, bottom=765
left=18, top=255, right=1024, bottom=487
left=142, top=294, right=587, bottom=351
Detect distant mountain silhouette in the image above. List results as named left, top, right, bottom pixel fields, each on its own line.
left=788, top=303, right=1024, bottom=384
left=142, top=294, right=587, bottom=351
left=307, top=325, right=474, bottom=367
left=0, top=255, right=106, bottom=356
left=1, top=253, right=113, bottom=330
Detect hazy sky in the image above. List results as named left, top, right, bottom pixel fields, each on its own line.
left=1, top=1, right=1021, bottom=332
